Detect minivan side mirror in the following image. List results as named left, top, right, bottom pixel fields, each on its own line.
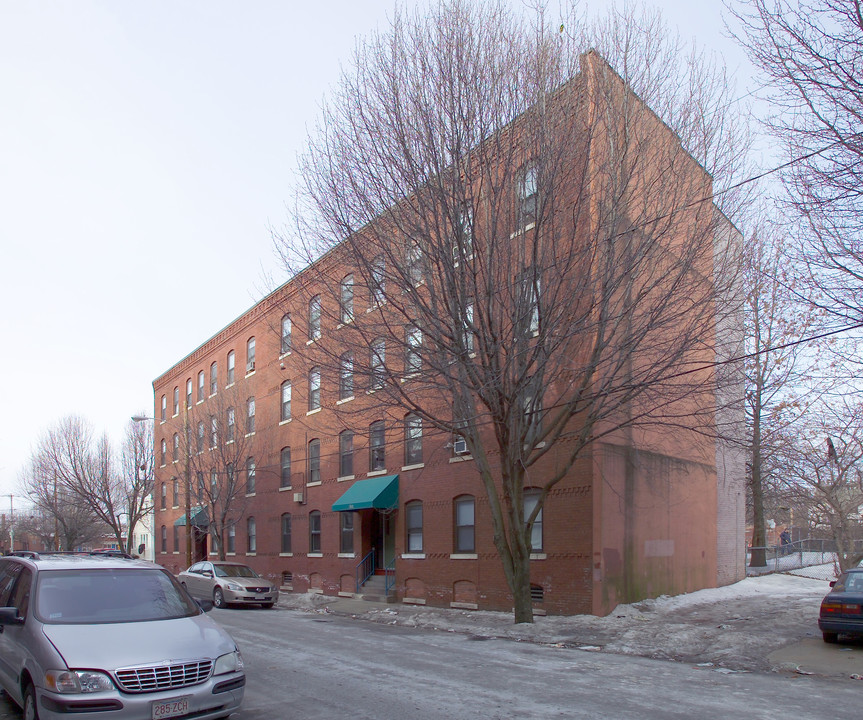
left=0, top=607, right=23, bottom=625
left=197, top=599, right=214, bottom=613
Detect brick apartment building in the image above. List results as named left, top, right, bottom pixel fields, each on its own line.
left=152, top=52, right=746, bottom=616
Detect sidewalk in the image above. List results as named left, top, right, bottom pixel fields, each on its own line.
left=276, top=574, right=863, bottom=680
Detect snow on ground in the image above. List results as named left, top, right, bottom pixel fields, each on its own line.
left=280, top=572, right=835, bottom=673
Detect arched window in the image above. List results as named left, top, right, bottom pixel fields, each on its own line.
left=226, top=351, right=235, bottom=385
left=339, top=430, right=353, bottom=478
left=160, top=394, right=167, bottom=422
left=160, top=439, right=166, bottom=466
left=308, top=367, right=321, bottom=411
left=172, top=433, right=179, bottom=462
left=340, top=275, right=354, bottom=324
left=226, top=407, right=235, bottom=443
left=185, top=378, right=192, bottom=409
left=281, top=314, right=292, bottom=355
left=246, top=396, right=255, bottom=434
left=371, top=339, right=385, bottom=390
left=339, top=352, right=353, bottom=400
left=160, top=482, right=167, bottom=510
left=209, top=361, right=218, bottom=396
left=404, top=414, right=422, bottom=466
left=309, top=295, right=321, bottom=341
left=454, top=495, right=475, bottom=553
left=172, top=477, right=179, bottom=507
left=524, top=489, right=543, bottom=552
left=280, top=380, right=292, bottom=422
left=246, top=457, right=256, bottom=495
left=160, top=525, right=167, bottom=553
left=281, top=513, right=292, bottom=554
left=280, top=447, right=291, bottom=488
left=246, top=337, right=256, bottom=373
left=308, top=439, right=321, bottom=484
left=197, top=370, right=205, bottom=402
left=405, top=501, right=423, bottom=553
left=247, top=517, right=256, bottom=553
left=173, top=386, right=179, bottom=415
left=309, top=511, right=321, bottom=553
left=369, top=420, right=385, bottom=472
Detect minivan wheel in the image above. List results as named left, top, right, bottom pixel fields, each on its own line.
left=23, top=683, right=39, bottom=720
left=213, top=588, right=226, bottom=609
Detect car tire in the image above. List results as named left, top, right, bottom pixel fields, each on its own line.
left=23, top=683, right=39, bottom=720
left=822, top=631, right=839, bottom=643
left=213, top=588, right=226, bottom=609
left=261, top=602, right=274, bottom=609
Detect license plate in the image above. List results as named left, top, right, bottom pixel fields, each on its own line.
left=152, top=696, right=190, bottom=719
left=256, top=596, right=268, bottom=600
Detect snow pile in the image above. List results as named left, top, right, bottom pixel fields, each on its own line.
left=280, top=573, right=833, bottom=672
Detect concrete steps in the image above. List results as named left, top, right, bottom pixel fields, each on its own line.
left=355, top=574, right=396, bottom=603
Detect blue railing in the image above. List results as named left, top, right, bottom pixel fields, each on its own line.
left=384, top=556, right=395, bottom=595
left=356, top=549, right=376, bottom=594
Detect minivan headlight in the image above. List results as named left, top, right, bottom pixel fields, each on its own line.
left=45, top=670, right=114, bottom=694
left=213, top=650, right=244, bottom=676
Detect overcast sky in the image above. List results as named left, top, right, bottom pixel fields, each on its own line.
left=0, top=0, right=753, bottom=504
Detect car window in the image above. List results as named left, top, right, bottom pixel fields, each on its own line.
left=10, top=568, right=31, bottom=619
left=0, top=562, right=23, bottom=606
left=189, top=563, right=203, bottom=574
left=215, top=565, right=258, bottom=578
left=846, top=574, right=863, bottom=592
left=35, top=568, right=201, bottom=624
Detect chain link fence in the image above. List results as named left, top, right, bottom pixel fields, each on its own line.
left=746, top=539, right=863, bottom=581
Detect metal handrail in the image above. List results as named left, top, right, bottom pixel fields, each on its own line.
left=384, top=556, right=396, bottom=595
left=356, top=549, right=376, bottom=594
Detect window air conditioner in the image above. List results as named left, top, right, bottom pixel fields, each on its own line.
left=293, top=492, right=305, bottom=504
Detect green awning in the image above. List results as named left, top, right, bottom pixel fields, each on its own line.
left=174, top=507, right=209, bottom=527
left=332, top=475, right=399, bottom=512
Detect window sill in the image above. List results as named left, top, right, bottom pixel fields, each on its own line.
left=450, top=602, right=478, bottom=610
left=308, top=553, right=323, bottom=558
left=245, top=492, right=255, bottom=498
left=172, top=504, right=179, bottom=509
left=401, top=553, right=425, bottom=560
left=279, top=486, right=293, bottom=492
left=245, top=552, right=256, bottom=557
left=279, top=351, right=292, bottom=359
left=337, top=475, right=355, bottom=482
left=196, top=400, right=204, bottom=405
left=245, top=432, right=255, bottom=438
left=367, top=469, right=388, bottom=477
left=306, top=338, right=319, bottom=346
left=530, top=553, right=547, bottom=560
left=279, top=418, right=292, bottom=426
left=449, top=455, right=473, bottom=463
left=307, top=408, right=321, bottom=416
left=279, top=552, right=293, bottom=557
left=226, top=382, right=235, bottom=389
left=307, top=481, right=322, bottom=487
left=245, top=371, right=255, bottom=378
left=401, top=463, right=425, bottom=472
left=209, top=393, right=217, bottom=399
left=336, top=396, right=355, bottom=405
left=337, top=553, right=356, bottom=559
left=509, top=221, right=536, bottom=239
left=227, top=552, right=236, bottom=556
left=450, top=553, right=478, bottom=560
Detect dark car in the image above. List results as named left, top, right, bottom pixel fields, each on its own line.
left=819, top=567, right=863, bottom=643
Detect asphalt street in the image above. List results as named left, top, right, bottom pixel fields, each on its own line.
left=0, top=603, right=858, bottom=719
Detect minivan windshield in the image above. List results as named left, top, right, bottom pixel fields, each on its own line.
left=35, top=568, right=200, bottom=624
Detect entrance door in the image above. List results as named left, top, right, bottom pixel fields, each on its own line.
left=370, top=511, right=396, bottom=571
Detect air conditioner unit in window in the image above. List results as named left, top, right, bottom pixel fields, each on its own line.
left=293, top=492, right=305, bottom=504
left=246, top=361, right=255, bottom=372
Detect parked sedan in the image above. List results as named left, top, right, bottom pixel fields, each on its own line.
left=179, top=561, right=279, bottom=609
left=819, top=567, right=863, bottom=643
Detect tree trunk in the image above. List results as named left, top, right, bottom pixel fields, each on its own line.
left=511, top=555, right=534, bottom=624
left=749, top=396, right=767, bottom=567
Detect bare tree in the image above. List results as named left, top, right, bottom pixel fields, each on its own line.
left=277, top=0, right=749, bottom=622
left=731, top=0, right=863, bottom=336
left=23, top=416, right=155, bottom=556
left=17, top=463, right=104, bottom=551
left=181, top=387, right=267, bottom=560
left=744, top=219, right=824, bottom=565
left=773, top=401, right=863, bottom=572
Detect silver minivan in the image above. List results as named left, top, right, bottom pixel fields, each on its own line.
left=0, top=553, right=244, bottom=720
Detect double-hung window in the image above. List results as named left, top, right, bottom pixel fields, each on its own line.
left=280, top=380, right=292, bottom=422
left=454, top=496, right=475, bottom=553
left=339, top=430, right=353, bottom=477
left=340, top=275, right=354, bottom=324
left=308, top=367, right=321, bottom=411
left=309, top=295, right=321, bottom=341
left=369, top=420, right=385, bottom=471
left=308, top=439, right=321, bottom=484
left=280, top=447, right=291, bottom=488
left=406, top=501, right=423, bottom=553
left=404, top=414, right=422, bottom=465
left=281, top=314, right=292, bottom=355
left=309, top=511, right=321, bottom=553
left=339, top=352, right=353, bottom=400
left=226, top=351, right=235, bottom=385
